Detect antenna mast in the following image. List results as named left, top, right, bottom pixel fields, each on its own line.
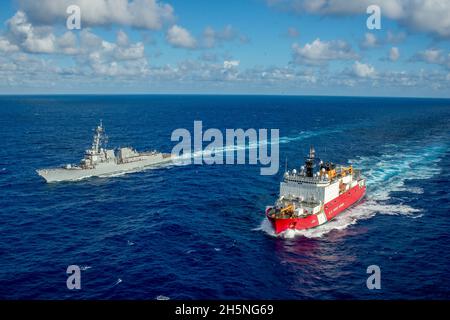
left=91, top=120, right=104, bottom=153
left=305, top=145, right=315, bottom=177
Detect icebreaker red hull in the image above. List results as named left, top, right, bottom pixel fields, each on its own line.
left=267, top=184, right=366, bottom=234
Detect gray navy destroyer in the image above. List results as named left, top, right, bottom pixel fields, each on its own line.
left=37, top=121, right=172, bottom=183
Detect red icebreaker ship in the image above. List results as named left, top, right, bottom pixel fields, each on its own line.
left=266, top=146, right=366, bottom=234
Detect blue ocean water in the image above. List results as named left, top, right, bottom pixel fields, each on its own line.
left=0, top=95, right=449, bottom=300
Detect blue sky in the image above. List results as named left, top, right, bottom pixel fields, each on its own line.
left=0, top=0, right=449, bottom=97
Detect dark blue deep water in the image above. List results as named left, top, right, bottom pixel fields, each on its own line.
left=0, top=95, right=449, bottom=299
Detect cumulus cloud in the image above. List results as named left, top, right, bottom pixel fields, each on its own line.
left=75, top=29, right=147, bottom=76
left=292, top=38, right=357, bottom=65
left=1, top=49, right=449, bottom=94
left=57, top=32, right=79, bottom=54
left=361, top=33, right=377, bottom=48
left=417, top=49, right=444, bottom=64
left=147, top=60, right=318, bottom=85
left=2, top=0, right=449, bottom=95
left=87, top=52, right=148, bottom=77
left=166, top=25, right=197, bottom=49
left=1, top=7, right=150, bottom=80
left=403, top=0, right=450, bottom=38
left=114, top=42, right=145, bottom=60
left=4, top=11, right=146, bottom=64
left=17, top=0, right=174, bottom=29
left=415, top=49, right=450, bottom=68
left=223, top=60, right=240, bottom=69
left=0, top=37, right=19, bottom=53
left=116, top=30, right=129, bottom=47
left=146, top=59, right=237, bottom=82
left=114, top=30, right=145, bottom=60
left=380, top=69, right=450, bottom=90
left=389, top=47, right=400, bottom=61
left=6, top=11, right=58, bottom=54
left=132, top=59, right=448, bottom=92
left=267, top=0, right=450, bottom=38
left=352, top=61, right=377, bottom=78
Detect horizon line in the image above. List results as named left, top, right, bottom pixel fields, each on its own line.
left=1, top=92, right=450, bottom=100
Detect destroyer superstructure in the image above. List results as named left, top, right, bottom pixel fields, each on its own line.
left=266, top=146, right=366, bottom=234
left=37, top=121, right=172, bottom=183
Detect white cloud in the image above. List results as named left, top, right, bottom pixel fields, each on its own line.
left=415, top=49, right=450, bottom=69
left=17, top=0, right=174, bottom=30
left=24, top=34, right=57, bottom=54
left=75, top=29, right=147, bottom=76
left=223, top=60, right=240, bottom=69
left=5, top=11, right=145, bottom=62
left=419, top=49, right=444, bottom=64
left=253, top=66, right=316, bottom=83
left=116, top=30, right=129, bottom=47
left=114, top=30, right=145, bottom=60
left=292, top=38, right=357, bottom=65
left=3, top=19, right=149, bottom=78
left=389, top=47, right=400, bottom=61
left=114, top=42, right=145, bottom=60
left=79, top=29, right=103, bottom=49
left=166, top=25, right=197, bottom=49
left=361, top=33, right=377, bottom=48
left=404, top=0, right=450, bottom=38
left=87, top=53, right=148, bottom=77
left=353, top=61, right=376, bottom=78
left=267, top=0, right=450, bottom=38
left=6, top=11, right=57, bottom=53
left=144, top=60, right=315, bottom=84
left=0, top=37, right=19, bottom=53
left=56, top=32, right=78, bottom=54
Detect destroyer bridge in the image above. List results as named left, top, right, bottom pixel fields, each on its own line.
left=266, top=146, right=366, bottom=233
left=36, top=121, right=172, bottom=183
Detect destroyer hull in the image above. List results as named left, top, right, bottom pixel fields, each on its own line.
left=37, top=155, right=172, bottom=183
left=267, top=184, right=366, bottom=234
